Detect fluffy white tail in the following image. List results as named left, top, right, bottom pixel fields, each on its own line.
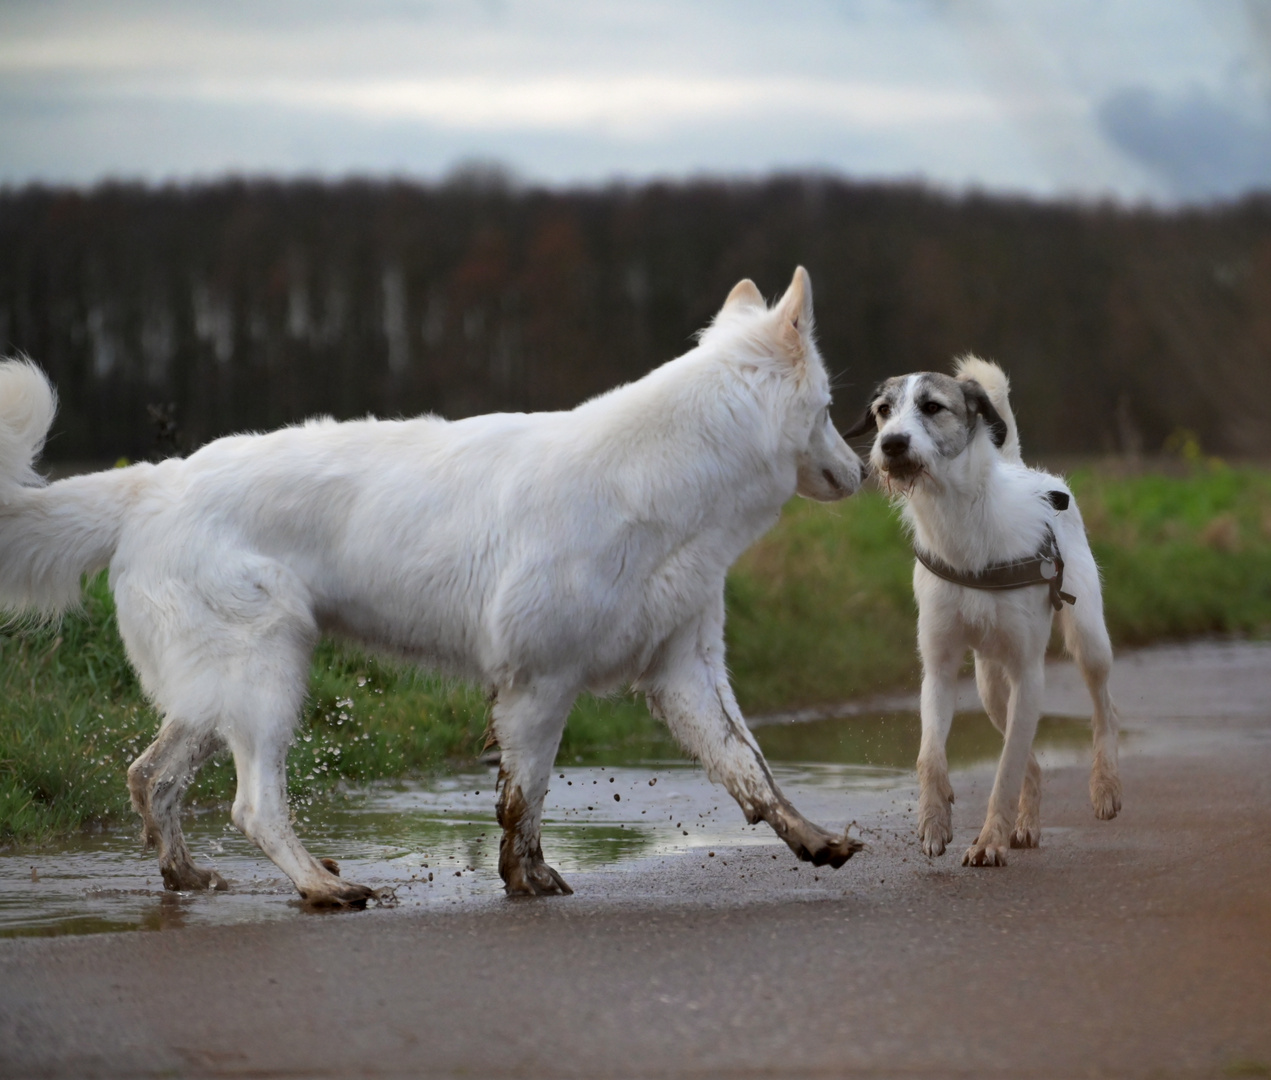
left=0, top=359, right=132, bottom=615
left=0, top=359, right=57, bottom=490
left=955, top=354, right=1021, bottom=462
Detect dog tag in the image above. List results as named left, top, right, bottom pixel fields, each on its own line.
left=1039, top=559, right=1057, bottom=580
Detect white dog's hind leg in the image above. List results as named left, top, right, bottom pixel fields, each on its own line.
left=975, top=655, right=1041, bottom=848
left=127, top=719, right=227, bottom=891
left=644, top=619, right=861, bottom=868
left=490, top=681, right=576, bottom=896
left=917, top=638, right=961, bottom=857
left=963, top=660, right=1044, bottom=867
left=1058, top=599, right=1122, bottom=820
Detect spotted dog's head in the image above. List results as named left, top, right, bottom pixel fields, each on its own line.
left=844, top=372, right=1008, bottom=492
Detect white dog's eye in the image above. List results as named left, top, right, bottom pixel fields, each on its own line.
left=876, top=402, right=891, bottom=418
left=922, top=401, right=944, bottom=416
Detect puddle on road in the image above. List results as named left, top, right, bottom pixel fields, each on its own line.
left=0, top=712, right=1097, bottom=937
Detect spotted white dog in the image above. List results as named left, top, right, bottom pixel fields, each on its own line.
left=846, top=357, right=1121, bottom=866
left=0, top=267, right=864, bottom=905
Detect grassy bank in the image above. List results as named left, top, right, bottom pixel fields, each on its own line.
left=3, top=463, right=1269, bottom=843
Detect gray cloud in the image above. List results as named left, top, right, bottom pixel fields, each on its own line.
left=1098, top=86, right=1271, bottom=201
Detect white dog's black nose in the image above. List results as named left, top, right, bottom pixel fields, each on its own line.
left=880, top=433, right=910, bottom=458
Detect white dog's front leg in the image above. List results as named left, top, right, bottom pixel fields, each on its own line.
left=963, top=661, right=1044, bottom=867
left=917, top=631, right=962, bottom=857
left=490, top=680, right=577, bottom=896
left=642, top=617, right=861, bottom=868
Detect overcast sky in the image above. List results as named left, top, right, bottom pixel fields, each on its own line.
left=2, top=0, right=1270, bottom=204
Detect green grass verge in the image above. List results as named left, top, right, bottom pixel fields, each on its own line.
left=3, top=463, right=1269, bottom=843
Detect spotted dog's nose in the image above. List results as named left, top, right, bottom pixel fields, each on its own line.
left=880, top=433, right=910, bottom=459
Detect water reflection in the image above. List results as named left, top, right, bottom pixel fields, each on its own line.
left=754, top=710, right=1095, bottom=770
left=0, top=711, right=1096, bottom=937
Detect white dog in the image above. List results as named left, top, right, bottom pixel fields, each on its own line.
left=845, top=357, right=1121, bottom=866
left=0, top=267, right=864, bottom=905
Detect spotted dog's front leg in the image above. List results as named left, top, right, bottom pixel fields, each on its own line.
left=642, top=613, right=861, bottom=869
left=917, top=644, right=962, bottom=857
left=975, top=655, right=1041, bottom=849
left=962, top=661, right=1044, bottom=868
left=490, top=681, right=577, bottom=896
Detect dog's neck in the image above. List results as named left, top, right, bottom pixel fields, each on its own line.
left=901, top=436, right=1049, bottom=571
left=580, top=354, right=797, bottom=558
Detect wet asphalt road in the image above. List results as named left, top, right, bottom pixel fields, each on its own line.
left=1, top=643, right=1269, bottom=1079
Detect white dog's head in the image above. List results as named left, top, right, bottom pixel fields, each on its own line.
left=845, top=370, right=1009, bottom=494
left=708, top=267, right=863, bottom=502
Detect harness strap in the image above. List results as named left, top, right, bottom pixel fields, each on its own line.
left=914, top=508, right=1077, bottom=612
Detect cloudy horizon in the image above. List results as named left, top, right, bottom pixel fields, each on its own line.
left=2, top=0, right=1270, bottom=205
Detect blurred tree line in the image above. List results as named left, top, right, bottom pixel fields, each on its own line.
left=2, top=174, right=1269, bottom=462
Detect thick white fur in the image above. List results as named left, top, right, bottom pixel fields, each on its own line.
left=0, top=267, right=864, bottom=904
left=866, top=357, right=1121, bottom=867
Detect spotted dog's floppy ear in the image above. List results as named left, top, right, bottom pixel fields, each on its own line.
left=842, top=383, right=884, bottom=438
left=961, top=379, right=1008, bottom=449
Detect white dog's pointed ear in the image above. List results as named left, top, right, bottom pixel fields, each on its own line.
left=775, top=266, right=814, bottom=360
left=722, top=278, right=765, bottom=312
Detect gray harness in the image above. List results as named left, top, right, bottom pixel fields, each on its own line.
left=913, top=491, right=1077, bottom=612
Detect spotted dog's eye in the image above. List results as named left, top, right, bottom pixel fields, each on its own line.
left=876, top=402, right=891, bottom=418
left=922, top=401, right=944, bottom=416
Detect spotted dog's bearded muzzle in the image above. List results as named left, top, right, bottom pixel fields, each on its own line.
left=873, top=428, right=926, bottom=486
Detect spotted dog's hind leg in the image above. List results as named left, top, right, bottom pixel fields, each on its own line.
left=490, top=680, right=577, bottom=896
left=642, top=611, right=861, bottom=869
left=1058, top=583, right=1122, bottom=820
left=976, top=654, right=1041, bottom=848
left=128, top=720, right=227, bottom=891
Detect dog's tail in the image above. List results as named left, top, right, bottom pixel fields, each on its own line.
left=955, top=355, right=1021, bottom=462
left=0, top=359, right=136, bottom=615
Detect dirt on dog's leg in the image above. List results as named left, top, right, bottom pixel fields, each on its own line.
left=643, top=616, right=860, bottom=869
left=127, top=720, right=227, bottom=892
left=975, top=655, right=1041, bottom=848
left=917, top=638, right=962, bottom=858
left=490, top=681, right=576, bottom=896
left=964, top=660, right=1044, bottom=867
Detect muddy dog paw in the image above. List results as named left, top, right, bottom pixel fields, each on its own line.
left=160, top=859, right=229, bottom=893
left=502, top=852, right=574, bottom=896
left=917, top=785, right=954, bottom=857
left=766, top=804, right=864, bottom=869
left=1090, top=771, right=1122, bottom=821
left=795, top=827, right=865, bottom=869
left=1010, top=821, right=1040, bottom=849
left=298, top=860, right=378, bottom=908
left=918, top=805, right=954, bottom=857
left=1011, top=806, right=1041, bottom=848
left=962, top=841, right=1008, bottom=867
left=962, top=818, right=1012, bottom=867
